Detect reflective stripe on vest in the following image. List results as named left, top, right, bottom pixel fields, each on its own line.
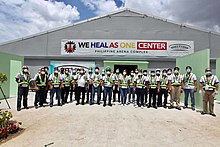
left=52, top=74, right=60, bottom=85
left=184, top=73, right=194, bottom=86
left=37, top=74, right=46, bottom=86
left=171, top=74, right=181, bottom=86
left=19, top=72, right=30, bottom=85
left=149, top=76, right=157, bottom=87
left=63, top=74, right=71, bottom=85
left=202, top=75, right=216, bottom=89
left=160, top=76, right=168, bottom=88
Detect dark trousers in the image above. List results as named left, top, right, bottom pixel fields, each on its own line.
left=44, top=90, right=48, bottom=103
left=70, top=84, right=76, bottom=101
left=104, top=87, right=113, bottom=105
left=17, top=87, right=29, bottom=110
left=144, top=87, right=148, bottom=104
left=86, top=84, right=93, bottom=103
left=158, top=88, right=168, bottom=107
left=149, top=88, right=157, bottom=107
left=34, top=90, right=39, bottom=106
left=113, top=84, right=120, bottom=102
left=77, top=86, right=85, bottom=104
left=136, top=88, right=144, bottom=106
left=61, top=86, right=70, bottom=103
left=38, top=87, right=46, bottom=106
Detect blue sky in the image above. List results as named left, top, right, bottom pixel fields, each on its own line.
left=0, top=0, right=220, bottom=43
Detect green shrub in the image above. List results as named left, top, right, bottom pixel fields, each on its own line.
left=0, top=73, right=7, bottom=84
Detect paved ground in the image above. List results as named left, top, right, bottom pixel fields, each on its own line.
left=1, top=92, right=220, bottom=147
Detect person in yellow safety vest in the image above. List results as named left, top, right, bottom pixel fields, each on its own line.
left=101, top=69, right=105, bottom=100
left=86, top=67, right=94, bottom=104
left=92, top=67, right=102, bottom=105
left=15, top=65, right=31, bottom=111
left=33, top=68, right=41, bottom=108
left=128, top=70, right=135, bottom=105
left=70, top=68, right=77, bottom=102
left=168, top=66, right=184, bottom=110
left=118, top=69, right=130, bottom=106
left=143, top=70, right=148, bottom=106
left=34, top=68, right=48, bottom=108
left=147, top=70, right=160, bottom=109
left=49, top=67, right=62, bottom=107
left=134, top=70, right=147, bottom=108
left=43, top=66, right=50, bottom=104
left=183, top=66, right=197, bottom=111
left=113, top=68, right=120, bottom=103
left=61, top=68, right=72, bottom=104
left=158, top=69, right=169, bottom=108
left=102, top=66, right=115, bottom=107
left=134, top=68, right=139, bottom=78
left=199, top=68, right=219, bottom=117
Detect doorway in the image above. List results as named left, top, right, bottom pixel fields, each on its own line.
left=114, top=64, right=138, bottom=74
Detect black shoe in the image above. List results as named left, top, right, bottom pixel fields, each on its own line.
left=201, top=112, right=206, bottom=115
left=176, top=107, right=181, bottom=110
left=183, top=106, right=187, bottom=109
left=210, top=113, right=216, bottom=117
left=108, top=103, right=112, bottom=107
left=103, top=103, right=106, bottom=107
left=17, top=108, right=21, bottom=111
left=81, top=103, right=85, bottom=105
left=192, top=107, right=195, bottom=111
left=168, top=106, right=174, bottom=109
left=24, top=107, right=29, bottom=109
left=50, top=105, right=53, bottom=107
left=163, top=105, right=167, bottom=109
left=76, top=103, right=79, bottom=105
left=147, top=105, right=151, bottom=108
left=153, top=106, right=157, bottom=109
left=35, top=106, right=38, bottom=109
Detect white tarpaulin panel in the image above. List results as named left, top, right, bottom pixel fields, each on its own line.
left=61, top=39, right=194, bottom=57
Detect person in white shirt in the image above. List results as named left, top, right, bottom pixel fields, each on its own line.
left=200, top=68, right=219, bottom=117
left=168, top=67, right=183, bottom=110
left=15, top=65, right=31, bottom=111
left=143, top=70, right=148, bottom=106
left=147, top=70, right=160, bottom=109
left=70, top=68, right=77, bottom=102
left=158, top=69, right=169, bottom=108
left=61, top=68, right=72, bottom=104
left=113, top=68, right=120, bottom=103
left=92, top=67, right=102, bottom=105
left=118, top=69, right=130, bottom=106
left=183, top=66, right=197, bottom=110
left=86, top=67, right=94, bottom=104
left=128, top=70, right=135, bottom=104
left=76, top=68, right=87, bottom=105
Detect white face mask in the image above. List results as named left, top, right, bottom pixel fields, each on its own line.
left=167, top=71, right=171, bottom=75
left=174, top=70, right=179, bottom=74
left=187, top=69, right=191, bottom=73
left=156, top=72, right=160, bottom=75
left=116, top=70, right=119, bottom=74
left=24, top=69, right=28, bottom=72
left=107, top=71, right=111, bottom=75
left=80, top=70, right=84, bottom=74
left=163, top=73, right=167, bottom=76
left=123, top=72, right=126, bottom=75
left=95, top=69, right=99, bottom=72
left=102, top=72, right=105, bottom=75
left=131, top=73, right=134, bottom=76
left=65, top=71, right=69, bottom=74
left=143, top=72, right=147, bottom=75
left=89, top=70, right=92, bottom=73
left=151, top=73, right=155, bottom=76
left=54, top=70, right=58, bottom=74
left=135, top=71, right=138, bottom=74
left=41, top=71, right=45, bottom=75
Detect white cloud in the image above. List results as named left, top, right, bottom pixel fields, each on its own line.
left=81, top=0, right=120, bottom=15
left=0, top=0, right=80, bottom=43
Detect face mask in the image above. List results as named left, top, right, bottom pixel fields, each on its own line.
left=65, top=71, right=69, bottom=74
left=45, top=69, right=48, bottom=72
left=131, top=73, right=134, bottom=76
left=102, top=72, right=105, bottom=75
left=95, top=69, right=99, bottom=72
left=187, top=69, right=191, bottom=73
left=156, top=72, right=160, bottom=75
left=167, top=71, right=171, bottom=75
left=41, top=71, right=45, bottom=75
left=206, top=72, right=212, bottom=77
left=89, top=70, right=92, bottom=73
left=107, top=71, right=111, bottom=75
left=151, top=73, right=155, bottom=76
left=23, top=69, right=28, bottom=73
left=143, top=72, right=147, bottom=76
left=116, top=70, right=119, bottom=74
left=80, top=70, right=84, bottom=74
left=174, top=70, right=179, bottom=74
left=123, top=72, right=126, bottom=75
left=162, top=73, right=167, bottom=76
left=54, top=70, right=58, bottom=74
left=135, top=71, right=138, bottom=74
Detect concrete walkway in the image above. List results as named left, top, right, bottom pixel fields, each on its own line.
left=1, top=92, right=220, bottom=147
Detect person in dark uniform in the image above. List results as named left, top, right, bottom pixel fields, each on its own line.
left=70, top=68, right=77, bottom=102
left=143, top=70, right=148, bottom=106
left=15, top=65, right=31, bottom=111
left=43, top=66, right=50, bottom=104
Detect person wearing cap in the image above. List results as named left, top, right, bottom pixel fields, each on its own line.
left=158, top=69, right=169, bottom=108
left=75, top=67, right=87, bottom=105
left=49, top=67, right=62, bottom=107
left=33, top=68, right=41, bottom=107
left=200, top=68, right=219, bottom=117
left=168, top=67, right=183, bottom=110
left=113, top=68, right=120, bottom=103
left=34, top=67, right=49, bottom=108
left=102, top=67, right=115, bottom=107
left=101, top=69, right=105, bottom=101
left=86, top=67, right=94, bottom=104
left=70, top=68, right=77, bottom=102
left=118, top=69, right=130, bottom=106
left=134, top=70, right=147, bottom=108
left=143, top=70, right=149, bottom=105
left=147, top=70, right=160, bottom=109
left=128, top=70, right=135, bottom=104
left=92, top=67, right=102, bottom=105
left=183, top=66, right=197, bottom=110
left=15, top=66, right=31, bottom=111
left=61, top=68, right=72, bottom=104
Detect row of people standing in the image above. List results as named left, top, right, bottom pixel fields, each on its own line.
left=15, top=65, right=219, bottom=117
